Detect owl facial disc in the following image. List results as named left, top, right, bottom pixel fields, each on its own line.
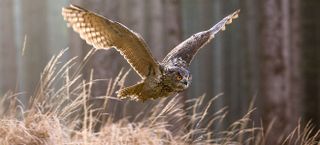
left=163, top=65, right=192, bottom=91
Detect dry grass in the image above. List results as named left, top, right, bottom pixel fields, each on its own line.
left=0, top=49, right=319, bottom=145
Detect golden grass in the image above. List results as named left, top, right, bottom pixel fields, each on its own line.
left=0, top=49, right=319, bottom=145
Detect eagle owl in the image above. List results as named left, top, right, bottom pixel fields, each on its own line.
left=62, top=5, right=239, bottom=101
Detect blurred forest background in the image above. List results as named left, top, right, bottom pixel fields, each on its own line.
left=0, top=0, right=319, bottom=144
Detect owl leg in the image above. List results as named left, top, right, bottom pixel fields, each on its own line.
left=116, top=82, right=146, bottom=101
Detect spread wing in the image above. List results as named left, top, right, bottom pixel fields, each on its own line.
left=62, top=5, right=160, bottom=78
left=162, top=10, right=240, bottom=67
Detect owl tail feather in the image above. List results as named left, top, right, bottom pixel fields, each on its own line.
left=116, top=82, right=145, bottom=101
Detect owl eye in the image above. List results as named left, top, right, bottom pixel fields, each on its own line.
left=176, top=74, right=183, bottom=81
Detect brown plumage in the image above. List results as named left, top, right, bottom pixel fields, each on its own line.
left=62, top=4, right=240, bottom=101
left=163, top=10, right=240, bottom=67
left=62, top=5, right=160, bottom=78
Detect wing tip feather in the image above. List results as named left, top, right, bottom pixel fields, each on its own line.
left=209, top=9, right=240, bottom=34
left=232, top=9, right=240, bottom=19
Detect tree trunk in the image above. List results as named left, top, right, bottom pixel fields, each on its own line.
left=260, top=0, right=302, bottom=144
left=301, top=0, right=320, bottom=130
left=146, top=0, right=164, bottom=59
left=20, top=0, right=48, bottom=106
left=0, top=0, right=17, bottom=94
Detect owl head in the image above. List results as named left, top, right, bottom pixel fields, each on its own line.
left=162, top=65, right=192, bottom=92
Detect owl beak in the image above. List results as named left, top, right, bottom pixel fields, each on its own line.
left=182, top=80, right=188, bottom=86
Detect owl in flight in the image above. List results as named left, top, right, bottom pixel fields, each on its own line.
left=62, top=5, right=239, bottom=101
